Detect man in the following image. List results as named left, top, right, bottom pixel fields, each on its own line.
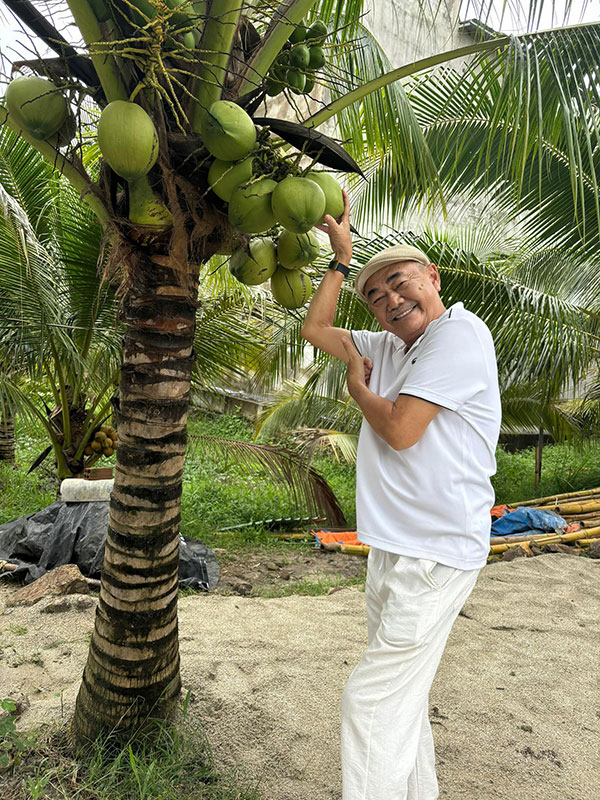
left=302, top=193, right=501, bottom=800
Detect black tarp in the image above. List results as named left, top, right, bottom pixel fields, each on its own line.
left=0, top=501, right=219, bottom=590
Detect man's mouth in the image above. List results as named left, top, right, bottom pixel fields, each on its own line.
left=390, top=303, right=418, bottom=322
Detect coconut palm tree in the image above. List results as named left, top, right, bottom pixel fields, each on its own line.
left=1, top=0, right=599, bottom=743
left=0, top=127, right=280, bottom=479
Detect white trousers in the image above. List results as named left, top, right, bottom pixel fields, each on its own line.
left=341, top=548, right=480, bottom=800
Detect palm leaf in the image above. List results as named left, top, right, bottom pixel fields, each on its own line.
left=188, top=434, right=346, bottom=525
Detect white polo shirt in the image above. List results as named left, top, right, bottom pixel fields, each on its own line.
left=351, top=302, right=501, bottom=570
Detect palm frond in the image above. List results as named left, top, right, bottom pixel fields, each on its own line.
left=188, top=434, right=346, bottom=526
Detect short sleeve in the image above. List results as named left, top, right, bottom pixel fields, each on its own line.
left=399, top=318, right=491, bottom=410
left=350, top=329, right=388, bottom=360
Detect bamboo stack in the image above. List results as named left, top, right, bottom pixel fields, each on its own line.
left=487, top=486, right=600, bottom=559
left=317, top=487, right=600, bottom=560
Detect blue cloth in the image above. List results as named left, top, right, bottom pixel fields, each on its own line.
left=491, top=507, right=567, bottom=537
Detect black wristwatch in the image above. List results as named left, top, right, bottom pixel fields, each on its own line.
left=328, top=258, right=350, bottom=278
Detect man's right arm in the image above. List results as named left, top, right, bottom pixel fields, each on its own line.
left=301, top=191, right=354, bottom=363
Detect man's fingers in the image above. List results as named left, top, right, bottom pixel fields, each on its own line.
left=341, top=189, right=350, bottom=221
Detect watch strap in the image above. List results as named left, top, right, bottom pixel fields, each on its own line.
left=328, top=259, right=350, bottom=278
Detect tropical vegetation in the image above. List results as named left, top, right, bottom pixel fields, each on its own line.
left=0, top=0, right=599, bottom=749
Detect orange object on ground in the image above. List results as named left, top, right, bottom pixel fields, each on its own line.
left=490, top=504, right=513, bottom=519
left=312, top=530, right=366, bottom=547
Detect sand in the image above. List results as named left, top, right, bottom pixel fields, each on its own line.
left=1, top=553, right=599, bottom=799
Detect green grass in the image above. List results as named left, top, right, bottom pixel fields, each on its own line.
left=0, top=700, right=259, bottom=800
left=492, top=440, right=600, bottom=503
left=5, top=412, right=600, bottom=538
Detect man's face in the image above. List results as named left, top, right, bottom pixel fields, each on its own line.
left=364, top=260, right=445, bottom=346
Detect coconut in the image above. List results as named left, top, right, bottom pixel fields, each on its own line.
left=271, top=267, right=312, bottom=308
left=228, top=178, right=277, bottom=234
left=6, top=76, right=67, bottom=140
left=208, top=157, right=254, bottom=202
left=277, top=230, right=320, bottom=269
left=271, top=177, right=325, bottom=233
left=289, top=19, right=308, bottom=43
left=303, top=73, right=316, bottom=94
left=97, top=101, right=159, bottom=180
left=229, top=238, right=277, bottom=285
left=200, top=101, right=257, bottom=161
left=305, top=19, right=328, bottom=42
left=265, top=78, right=284, bottom=97
left=290, top=44, right=310, bottom=69
left=307, top=171, right=344, bottom=221
left=286, top=70, right=306, bottom=94
left=308, top=46, right=326, bottom=70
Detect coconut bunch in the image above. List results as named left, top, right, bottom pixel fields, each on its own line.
left=83, top=426, right=119, bottom=461
left=201, top=100, right=345, bottom=308
left=265, top=19, right=329, bottom=97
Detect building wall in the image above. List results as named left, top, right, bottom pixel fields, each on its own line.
left=362, top=0, right=465, bottom=65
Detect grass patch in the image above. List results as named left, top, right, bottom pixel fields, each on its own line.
left=6, top=411, right=600, bottom=539
left=0, top=702, right=259, bottom=800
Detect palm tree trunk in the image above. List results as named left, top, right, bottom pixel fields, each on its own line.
left=71, top=251, right=198, bottom=741
left=0, top=414, right=15, bottom=464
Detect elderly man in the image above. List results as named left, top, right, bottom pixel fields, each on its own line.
left=302, top=194, right=501, bottom=800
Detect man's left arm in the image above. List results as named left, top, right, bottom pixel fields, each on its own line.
left=341, top=338, right=441, bottom=450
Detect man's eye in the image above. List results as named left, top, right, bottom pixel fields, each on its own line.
left=372, top=296, right=383, bottom=305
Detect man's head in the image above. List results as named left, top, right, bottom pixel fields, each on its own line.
left=355, top=244, right=445, bottom=347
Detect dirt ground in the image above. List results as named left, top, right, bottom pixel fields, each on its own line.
left=211, top=541, right=367, bottom=595
left=1, top=552, right=600, bottom=800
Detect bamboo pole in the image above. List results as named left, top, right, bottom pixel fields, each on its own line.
left=553, top=500, right=600, bottom=514
left=489, top=526, right=600, bottom=553
left=510, top=487, right=600, bottom=507
left=340, top=544, right=371, bottom=556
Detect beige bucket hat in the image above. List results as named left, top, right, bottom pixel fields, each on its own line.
left=354, top=244, right=431, bottom=301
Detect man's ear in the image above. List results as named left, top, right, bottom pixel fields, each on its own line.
left=427, top=263, right=441, bottom=290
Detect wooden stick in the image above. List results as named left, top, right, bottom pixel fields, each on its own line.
left=511, top=487, right=600, bottom=507
left=340, top=544, right=371, bottom=556
left=489, top=527, right=600, bottom=553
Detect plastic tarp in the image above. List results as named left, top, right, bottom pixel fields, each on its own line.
left=490, top=507, right=567, bottom=537
left=0, top=501, right=219, bottom=590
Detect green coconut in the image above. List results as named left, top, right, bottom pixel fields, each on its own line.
left=308, top=46, right=326, bottom=70
left=97, top=101, right=158, bottom=180
left=229, top=238, right=277, bottom=285
left=271, top=267, right=313, bottom=308
left=200, top=101, right=257, bottom=161
left=303, top=73, right=316, bottom=94
left=271, top=177, right=325, bottom=234
left=6, top=76, right=67, bottom=140
left=307, top=171, right=344, bottom=221
left=277, top=230, right=320, bottom=269
left=228, top=178, right=277, bottom=234
left=289, top=19, right=308, bottom=43
left=305, top=19, right=328, bottom=42
left=265, top=78, right=284, bottom=97
left=290, top=44, right=310, bottom=69
left=208, top=157, right=254, bottom=202
left=286, top=70, right=306, bottom=94
left=128, top=177, right=173, bottom=230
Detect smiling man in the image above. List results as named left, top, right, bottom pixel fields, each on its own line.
left=302, top=194, right=501, bottom=800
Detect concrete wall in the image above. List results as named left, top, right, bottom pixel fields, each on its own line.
left=362, top=0, right=465, bottom=66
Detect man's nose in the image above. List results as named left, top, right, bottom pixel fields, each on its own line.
left=387, top=290, right=404, bottom=309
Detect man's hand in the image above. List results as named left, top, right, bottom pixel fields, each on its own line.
left=342, top=338, right=372, bottom=397
left=314, top=190, right=352, bottom=264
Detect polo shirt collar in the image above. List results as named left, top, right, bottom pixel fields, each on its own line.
left=394, top=302, right=463, bottom=353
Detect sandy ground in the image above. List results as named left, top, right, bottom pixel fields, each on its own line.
left=1, top=553, right=599, bottom=800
